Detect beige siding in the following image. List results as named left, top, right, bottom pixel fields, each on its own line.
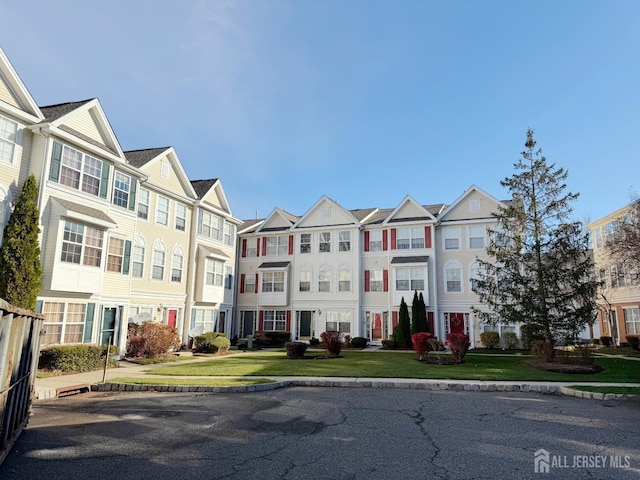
left=0, top=77, right=20, bottom=108
left=143, top=156, right=191, bottom=196
left=64, top=108, right=109, bottom=148
left=201, top=186, right=224, bottom=211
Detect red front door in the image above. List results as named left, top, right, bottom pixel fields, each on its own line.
left=449, top=313, right=465, bottom=335
left=168, top=310, right=177, bottom=329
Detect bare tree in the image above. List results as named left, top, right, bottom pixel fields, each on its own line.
left=604, top=196, right=640, bottom=285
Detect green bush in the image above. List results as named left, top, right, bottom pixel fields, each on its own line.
left=627, top=335, right=640, bottom=351
left=193, top=332, right=227, bottom=353
left=213, top=335, right=231, bottom=355
left=254, top=331, right=291, bottom=347
left=127, top=322, right=180, bottom=358
left=480, top=331, right=500, bottom=349
left=600, top=336, right=613, bottom=347
left=381, top=338, right=397, bottom=350
left=286, top=341, right=308, bottom=359
left=39, top=344, right=117, bottom=372
left=350, top=337, right=367, bottom=349
left=309, top=337, right=320, bottom=346
left=503, top=332, right=519, bottom=349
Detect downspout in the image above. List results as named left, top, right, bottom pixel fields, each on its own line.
left=432, top=221, right=440, bottom=340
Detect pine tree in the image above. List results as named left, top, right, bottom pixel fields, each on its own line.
left=411, top=290, right=428, bottom=334
left=0, top=174, right=42, bottom=310
left=394, top=297, right=412, bottom=349
left=472, top=130, right=597, bottom=349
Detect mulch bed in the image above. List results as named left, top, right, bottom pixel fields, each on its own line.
left=524, top=360, right=603, bottom=374
left=418, top=357, right=460, bottom=365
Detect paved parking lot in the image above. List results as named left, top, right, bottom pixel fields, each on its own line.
left=1, top=388, right=639, bottom=479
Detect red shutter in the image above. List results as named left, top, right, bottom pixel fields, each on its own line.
left=392, top=311, right=399, bottom=328
left=390, top=228, right=397, bottom=250
left=288, top=235, right=294, bottom=255
left=286, top=310, right=291, bottom=331
left=425, top=226, right=432, bottom=249
left=383, top=269, right=389, bottom=292
left=240, top=274, right=245, bottom=294
left=364, top=270, right=371, bottom=292
left=256, top=238, right=261, bottom=257
left=255, top=273, right=259, bottom=293
left=262, top=237, right=267, bottom=256
left=364, top=231, right=370, bottom=252
left=258, top=311, right=264, bottom=331
left=382, top=230, right=388, bottom=251
left=241, top=238, right=247, bottom=257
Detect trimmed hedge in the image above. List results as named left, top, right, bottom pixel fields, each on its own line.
left=286, top=341, right=308, bottom=359
left=39, top=344, right=117, bottom=373
left=350, top=337, right=367, bottom=349
left=193, top=332, right=228, bottom=353
left=254, top=331, right=291, bottom=347
left=627, top=335, right=639, bottom=351
left=480, top=331, right=500, bottom=349
left=503, top=332, right=519, bottom=350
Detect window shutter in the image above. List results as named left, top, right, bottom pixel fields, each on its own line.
left=288, top=235, right=294, bottom=255
left=262, top=237, right=267, bottom=256
left=390, top=228, right=397, bottom=250
left=123, top=240, right=131, bottom=274
left=364, top=231, right=370, bottom=252
left=128, top=178, right=137, bottom=211
left=286, top=310, right=291, bottom=331
left=427, top=311, right=434, bottom=334
left=383, top=269, right=389, bottom=292
left=255, top=273, right=259, bottom=293
left=100, top=163, right=110, bottom=199
left=425, top=226, right=432, bottom=248
left=256, top=238, right=261, bottom=257
left=392, top=311, right=399, bottom=328
left=240, top=274, right=245, bottom=293
left=382, top=230, right=388, bottom=251
left=364, top=270, right=370, bottom=292
left=241, top=239, right=247, bottom=257
left=49, top=142, right=62, bottom=182
left=259, top=310, right=264, bottom=331
left=83, top=303, right=96, bottom=343
left=35, top=300, right=43, bottom=313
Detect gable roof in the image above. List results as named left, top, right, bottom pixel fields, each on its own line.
left=0, top=47, right=44, bottom=122
left=39, top=99, right=94, bottom=122
left=256, top=208, right=298, bottom=233
left=383, top=195, right=438, bottom=225
left=293, top=195, right=360, bottom=229
left=438, top=184, right=504, bottom=221
left=191, top=179, right=219, bottom=200
left=125, top=147, right=172, bottom=168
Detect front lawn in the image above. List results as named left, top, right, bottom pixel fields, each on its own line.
left=106, top=377, right=275, bottom=387
left=146, top=351, right=640, bottom=383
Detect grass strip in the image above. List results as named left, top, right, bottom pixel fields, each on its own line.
left=568, top=385, right=640, bottom=395
left=105, top=377, right=275, bottom=387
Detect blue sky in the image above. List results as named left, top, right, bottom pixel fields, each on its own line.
left=2, top=1, right=639, bottom=222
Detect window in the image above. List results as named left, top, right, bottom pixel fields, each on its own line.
left=174, top=203, right=187, bottom=231
left=171, top=245, right=184, bottom=282
left=469, top=199, right=481, bottom=213
left=224, top=222, right=235, bottom=246
left=610, top=265, right=619, bottom=288
left=470, top=261, right=483, bottom=292
left=161, top=161, right=170, bottom=178
left=266, top=236, right=288, bottom=256
left=492, top=223, right=509, bottom=247
left=152, top=242, right=166, bottom=280
left=319, top=232, right=331, bottom=252
left=326, top=311, right=351, bottom=334
left=156, top=196, right=169, bottom=226
left=605, top=221, right=619, bottom=243
left=318, top=265, right=331, bottom=292
left=205, top=258, right=224, bottom=286
left=468, top=225, right=486, bottom=249
left=262, top=271, right=284, bottom=292
left=244, top=274, right=256, bottom=293
left=370, top=270, right=383, bottom=292
left=443, top=227, right=460, bottom=250
left=192, top=308, right=216, bottom=333
left=339, top=231, right=351, bottom=252
left=246, top=242, right=257, bottom=257
left=263, top=310, right=286, bottom=331
left=132, top=237, right=145, bottom=278
left=106, top=237, right=125, bottom=272
left=0, top=115, right=18, bottom=164
left=137, top=188, right=150, bottom=219
left=598, top=268, right=607, bottom=288
left=624, top=308, right=640, bottom=335
left=396, top=227, right=424, bottom=249
left=395, top=268, right=424, bottom=291
left=59, top=144, right=104, bottom=196
left=300, top=233, right=311, bottom=253
left=445, top=262, right=462, bottom=292
left=339, top=265, right=351, bottom=292
left=198, top=211, right=224, bottom=241
left=112, top=172, right=131, bottom=208
left=225, top=266, right=233, bottom=289
left=369, top=230, right=382, bottom=252
left=594, top=227, right=603, bottom=249
left=299, top=267, right=311, bottom=292
left=60, top=221, right=104, bottom=267
left=40, top=302, right=86, bottom=346
left=0, top=187, right=11, bottom=245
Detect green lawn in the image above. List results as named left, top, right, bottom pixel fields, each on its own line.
left=106, top=377, right=275, bottom=387
left=569, top=385, right=640, bottom=395
left=146, top=351, right=640, bottom=383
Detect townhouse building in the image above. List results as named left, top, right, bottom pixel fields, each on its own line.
left=587, top=203, right=640, bottom=345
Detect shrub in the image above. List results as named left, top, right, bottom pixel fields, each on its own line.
left=309, top=337, right=320, bottom=346
left=254, top=331, right=291, bottom=347
left=193, top=332, right=227, bottom=354
left=286, top=341, right=308, bottom=359
left=627, top=335, right=640, bottom=351
left=480, top=331, right=500, bottom=349
left=39, top=344, right=117, bottom=372
left=350, top=337, right=367, bottom=349
left=446, top=333, right=470, bottom=363
left=520, top=323, right=546, bottom=350
left=591, top=338, right=600, bottom=345
left=381, top=338, right=397, bottom=350
left=531, top=340, right=554, bottom=363
left=213, top=335, right=231, bottom=355
left=127, top=321, right=181, bottom=358
left=394, top=298, right=412, bottom=349
left=600, top=336, right=613, bottom=347
left=320, top=330, right=343, bottom=357
left=503, top=332, right=519, bottom=350
left=411, top=332, right=435, bottom=361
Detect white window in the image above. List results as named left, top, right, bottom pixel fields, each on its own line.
left=106, top=237, right=125, bottom=273
left=206, top=258, right=224, bottom=286
left=246, top=242, right=257, bottom=257
left=605, top=221, right=619, bottom=243
left=156, top=196, right=170, bottom=226
left=262, top=271, right=284, bottom=292
left=244, top=274, right=256, bottom=293
left=299, top=266, right=311, bottom=292
left=396, top=227, right=425, bottom=249
left=300, top=233, right=311, bottom=253
left=624, top=308, right=640, bottom=335
left=60, top=221, right=103, bottom=267
left=443, top=227, right=460, bottom=250
left=469, top=261, right=483, bottom=292
left=192, top=308, right=216, bottom=333
left=175, top=203, right=187, bottom=231
left=370, top=270, right=383, bottom=292
left=132, top=237, right=145, bottom=278
left=469, top=199, right=481, bottom=213
left=445, top=262, right=462, bottom=293
left=40, top=302, right=86, bottom=346
left=266, top=236, right=288, bottom=256
left=339, top=264, right=351, bottom=292
left=492, top=223, right=509, bottom=247
left=395, top=268, right=424, bottom=291
left=137, top=188, right=150, bottom=219
left=224, top=222, right=235, bottom=246
left=263, top=310, right=286, bottom=331
left=152, top=241, right=166, bottom=280
left=0, top=115, right=19, bottom=164
left=198, top=211, right=224, bottom=241
left=326, top=311, right=351, bottom=334
left=318, top=265, right=331, bottom=292
left=594, top=227, right=603, bottom=249
left=59, top=144, right=104, bottom=196
left=369, top=230, right=382, bottom=252
left=112, top=172, right=131, bottom=208
left=319, top=232, right=331, bottom=252
left=339, top=231, right=351, bottom=252
left=161, top=161, right=170, bottom=178
left=468, top=225, right=486, bottom=249
left=171, top=245, right=184, bottom=282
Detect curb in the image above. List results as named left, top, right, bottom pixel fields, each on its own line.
left=557, top=386, right=640, bottom=401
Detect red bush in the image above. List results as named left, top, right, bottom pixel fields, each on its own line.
left=412, top=332, right=435, bottom=361
left=446, top=333, right=470, bottom=363
left=320, top=330, right=343, bottom=357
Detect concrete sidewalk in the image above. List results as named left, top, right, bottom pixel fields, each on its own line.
left=34, top=352, right=640, bottom=402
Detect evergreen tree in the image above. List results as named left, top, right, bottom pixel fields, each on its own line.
left=418, top=292, right=429, bottom=333
left=394, top=297, right=412, bottom=349
left=0, top=174, right=42, bottom=309
left=411, top=290, right=428, bottom=334
left=472, top=130, right=597, bottom=349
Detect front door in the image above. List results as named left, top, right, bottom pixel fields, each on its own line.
left=372, top=313, right=383, bottom=342
left=298, top=311, right=312, bottom=339
left=449, top=313, right=466, bottom=335
left=218, top=311, right=226, bottom=333
left=242, top=311, right=255, bottom=337
left=101, top=307, right=117, bottom=346
left=167, top=309, right=177, bottom=329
